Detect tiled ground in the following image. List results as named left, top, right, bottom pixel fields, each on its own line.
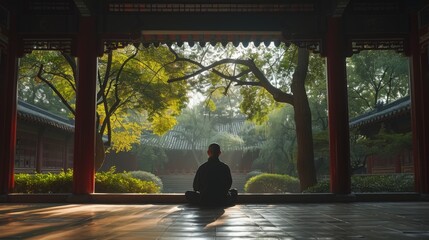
left=0, top=202, right=429, bottom=239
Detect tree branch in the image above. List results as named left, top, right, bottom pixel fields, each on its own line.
left=37, top=64, right=76, bottom=115
left=167, top=47, right=294, bottom=105
left=61, top=52, right=78, bottom=84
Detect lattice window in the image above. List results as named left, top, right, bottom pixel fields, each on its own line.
left=23, top=39, right=73, bottom=54
left=24, top=0, right=74, bottom=14
left=15, top=131, right=38, bottom=169
left=351, top=39, right=405, bottom=54
left=107, top=2, right=315, bottom=13
left=42, top=136, right=65, bottom=169
left=66, top=140, right=74, bottom=169
left=294, top=40, right=321, bottom=53
left=104, top=41, right=132, bottom=52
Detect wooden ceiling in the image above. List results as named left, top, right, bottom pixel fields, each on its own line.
left=0, top=0, right=428, bottom=55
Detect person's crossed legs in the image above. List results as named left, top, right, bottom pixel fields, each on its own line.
left=185, top=189, right=238, bottom=206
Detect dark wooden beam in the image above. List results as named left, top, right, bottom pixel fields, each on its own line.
left=332, top=0, right=350, bottom=17
left=73, top=0, right=91, bottom=16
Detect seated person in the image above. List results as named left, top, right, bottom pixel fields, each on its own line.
left=185, top=143, right=237, bottom=206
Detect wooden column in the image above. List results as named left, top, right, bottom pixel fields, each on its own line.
left=325, top=17, right=351, bottom=194
left=72, top=17, right=98, bottom=194
left=0, top=14, right=18, bottom=194
left=409, top=13, right=429, bottom=194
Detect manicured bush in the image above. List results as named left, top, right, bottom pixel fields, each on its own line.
left=244, top=173, right=300, bottom=193
left=95, top=169, right=159, bottom=193
left=14, top=170, right=73, bottom=193
left=14, top=167, right=160, bottom=193
left=303, top=180, right=330, bottom=193
left=245, top=170, right=264, bottom=182
left=304, top=174, right=414, bottom=193
left=128, top=171, right=163, bottom=192
left=352, top=174, right=414, bottom=192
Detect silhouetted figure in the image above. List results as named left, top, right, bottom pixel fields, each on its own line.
left=186, top=143, right=238, bottom=206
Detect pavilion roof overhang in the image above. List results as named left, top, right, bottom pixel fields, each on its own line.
left=349, top=96, right=411, bottom=129
left=17, top=100, right=75, bottom=132
left=1, top=0, right=428, bottom=55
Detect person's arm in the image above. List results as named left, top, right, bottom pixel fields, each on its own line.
left=226, top=166, right=232, bottom=190
left=193, top=168, right=200, bottom=191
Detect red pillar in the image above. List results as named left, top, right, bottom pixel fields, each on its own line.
left=326, top=17, right=351, bottom=194
left=73, top=17, right=98, bottom=194
left=0, top=14, right=18, bottom=194
left=409, top=13, right=429, bottom=194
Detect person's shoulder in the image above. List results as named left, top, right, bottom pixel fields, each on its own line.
left=219, top=161, right=230, bottom=168
left=199, top=161, right=210, bottom=169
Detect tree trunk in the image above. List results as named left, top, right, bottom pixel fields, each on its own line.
left=291, top=49, right=317, bottom=191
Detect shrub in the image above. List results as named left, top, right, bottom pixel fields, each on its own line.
left=14, top=167, right=160, bottom=193
left=128, top=171, right=163, bottom=192
left=304, top=180, right=330, bottom=193
left=304, top=174, right=414, bottom=193
left=352, top=174, right=414, bottom=192
left=244, top=173, right=300, bottom=193
left=245, top=170, right=264, bottom=182
left=95, top=169, right=159, bottom=193
left=14, top=170, right=73, bottom=193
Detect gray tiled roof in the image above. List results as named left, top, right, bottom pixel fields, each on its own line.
left=349, top=96, right=410, bottom=128
left=17, top=100, right=74, bottom=132
left=141, top=118, right=252, bottom=151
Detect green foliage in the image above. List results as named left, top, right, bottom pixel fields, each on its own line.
left=244, top=173, right=300, bottom=193
left=245, top=170, right=264, bottom=181
left=132, top=145, right=168, bottom=173
left=347, top=50, right=409, bottom=118
left=351, top=174, right=414, bottom=192
left=303, top=179, right=330, bottom=193
left=128, top=171, right=163, bottom=192
left=18, top=45, right=189, bottom=154
left=304, top=174, right=414, bottom=193
left=349, top=128, right=412, bottom=170
left=250, top=106, right=297, bottom=175
left=14, top=168, right=160, bottom=193
left=95, top=168, right=159, bottom=193
left=14, top=170, right=73, bottom=193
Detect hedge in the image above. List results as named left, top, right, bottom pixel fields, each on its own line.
left=304, top=174, right=414, bottom=193
left=14, top=168, right=160, bottom=193
left=244, top=173, right=300, bottom=193
left=128, top=171, right=163, bottom=192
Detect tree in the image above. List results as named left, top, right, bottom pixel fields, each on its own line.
left=174, top=106, right=215, bottom=166
left=252, top=106, right=297, bottom=175
left=166, top=42, right=319, bottom=190
left=347, top=50, right=409, bottom=117
left=18, top=45, right=188, bottom=168
left=347, top=50, right=410, bottom=172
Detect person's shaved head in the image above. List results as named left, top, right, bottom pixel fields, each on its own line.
left=208, top=143, right=221, bottom=157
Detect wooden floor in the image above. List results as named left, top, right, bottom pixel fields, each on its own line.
left=1, top=202, right=429, bottom=239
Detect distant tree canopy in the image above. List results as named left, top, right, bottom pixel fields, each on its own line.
left=347, top=50, right=409, bottom=118
left=18, top=46, right=188, bottom=153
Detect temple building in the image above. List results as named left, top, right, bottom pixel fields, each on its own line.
left=1, top=0, right=428, bottom=196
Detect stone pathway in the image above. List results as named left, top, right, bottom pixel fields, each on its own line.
left=0, top=202, right=428, bottom=239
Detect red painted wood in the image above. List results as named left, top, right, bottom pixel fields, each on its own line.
left=409, top=13, right=429, bottom=194
left=72, top=17, right=98, bottom=194
left=0, top=14, right=18, bottom=194
left=326, top=17, right=351, bottom=194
